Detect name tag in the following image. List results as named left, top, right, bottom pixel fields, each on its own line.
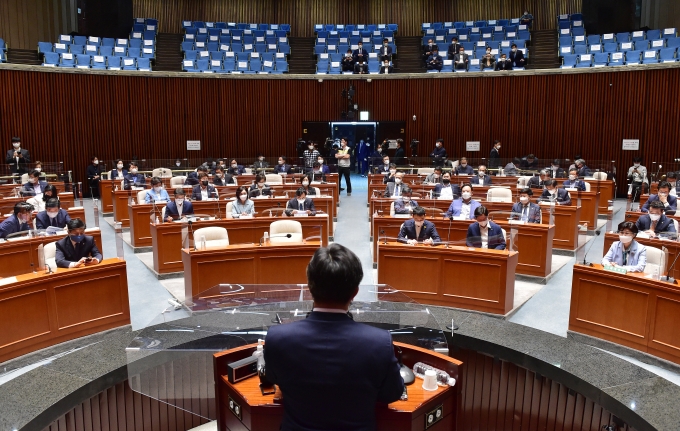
left=603, top=265, right=627, bottom=274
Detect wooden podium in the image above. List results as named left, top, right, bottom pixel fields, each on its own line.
left=214, top=342, right=463, bottom=431
left=377, top=242, right=518, bottom=315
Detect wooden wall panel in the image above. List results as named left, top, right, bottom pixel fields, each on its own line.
left=2, top=68, right=680, bottom=194
left=0, top=0, right=77, bottom=50
left=132, top=0, right=582, bottom=36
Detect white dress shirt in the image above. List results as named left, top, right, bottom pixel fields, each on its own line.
left=480, top=225, right=489, bottom=248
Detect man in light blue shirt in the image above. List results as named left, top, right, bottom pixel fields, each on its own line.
left=144, top=177, right=170, bottom=203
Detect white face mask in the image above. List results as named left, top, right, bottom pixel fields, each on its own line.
left=93, top=160, right=99, bottom=165
left=240, top=194, right=248, bottom=201
left=552, top=166, right=558, bottom=170
left=302, top=180, right=309, bottom=186
left=569, top=174, right=577, bottom=180
left=478, top=171, right=486, bottom=177
left=318, top=159, right=324, bottom=164
left=649, top=214, right=661, bottom=221
left=462, top=192, right=471, bottom=200
left=35, top=167, right=41, bottom=172
left=13, top=143, right=20, bottom=148
left=154, top=186, right=162, bottom=193
left=131, top=168, right=138, bottom=174
left=389, top=169, right=396, bottom=174
left=478, top=220, right=488, bottom=228
left=231, top=164, right=238, bottom=168
left=308, top=146, right=314, bottom=150
left=659, top=192, right=668, bottom=198
left=634, top=163, right=640, bottom=167
left=176, top=162, right=181, bottom=166
left=175, top=198, right=184, bottom=205
left=47, top=211, right=59, bottom=219
left=117, top=164, right=123, bottom=169
left=520, top=196, right=529, bottom=204
left=278, top=160, right=284, bottom=165
left=385, top=160, right=390, bottom=165
left=258, top=157, right=264, bottom=161
left=548, top=189, right=556, bottom=195
left=461, top=163, right=467, bottom=167
left=619, top=234, right=633, bottom=244
left=395, top=178, right=402, bottom=184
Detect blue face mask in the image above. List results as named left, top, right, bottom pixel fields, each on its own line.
left=70, top=234, right=85, bottom=243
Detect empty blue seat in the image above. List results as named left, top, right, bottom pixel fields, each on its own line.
left=573, top=45, right=587, bottom=55
left=102, top=38, right=115, bottom=46
left=60, top=53, right=75, bottom=67
left=587, top=35, right=600, bottom=45
left=113, top=46, right=127, bottom=56
left=649, top=39, right=665, bottom=49
left=646, top=29, right=661, bottom=40
left=76, top=54, right=91, bottom=67
left=54, top=43, right=69, bottom=54
left=663, top=28, right=677, bottom=38
left=609, top=51, right=625, bottom=65
left=276, top=60, right=288, bottom=72
left=249, top=59, right=262, bottom=72
left=573, top=35, right=586, bottom=45
left=571, top=27, right=585, bottom=37
left=84, top=44, right=98, bottom=55
left=183, top=50, right=198, bottom=60
left=98, top=46, right=113, bottom=56
left=635, top=40, right=649, bottom=50
left=561, top=54, right=577, bottom=68
left=71, top=44, right=85, bottom=54
left=593, top=52, right=608, bottom=66
left=196, top=59, right=210, bottom=71
left=660, top=48, right=677, bottom=62
left=42, top=52, right=59, bottom=66
left=121, top=57, right=136, bottom=70
left=73, top=35, right=87, bottom=45
left=604, top=42, right=618, bottom=52
left=575, top=54, right=592, bottom=67
left=619, top=41, right=634, bottom=51
left=589, top=43, right=603, bottom=53
left=58, top=35, right=72, bottom=45
left=667, top=38, right=680, bottom=48
left=468, top=58, right=480, bottom=71
left=616, top=32, right=630, bottom=42
left=626, top=50, right=642, bottom=64
left=129, top=39, right=142, bottom=48
left=91, top=55, right=106, bottom=69
left=38, top=42, right=53, bottom=54
left=181, top=41, right=194, bottom=51
left=105, top=56, right=120, bottom=69
left=128, top=47, right=141, bottom=57
left=631, top=31, right=646, bottom=41
left=182, top=59, right=196, bottom=71
left=642, top=50, right=659, bottom=64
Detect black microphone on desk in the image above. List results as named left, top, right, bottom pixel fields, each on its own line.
left=664, top=251, right=680, bottom=284
left=445, top=215, right=453, bottom=248
left=629, top=186, right=639, bottom=212
left=582, top=229, right=602, bottom=266
left=379, top=229, right=387, bottom=245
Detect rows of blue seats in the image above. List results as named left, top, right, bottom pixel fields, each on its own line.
left=183, top=31, right=288, bottom=45
left=559, top=29, right=679, bottom=55
left=560, top=39, right=680, bottom=56
left=559, top=28, right=677, bottom=45
left=0, top=37, right=5, bottom=63
left=561, top=48, right=680, bottom=68
left=182, top=58, right=287, bottom=74
left=315, top=27, right=398, bottom=55
left=183, top=22, right=290, bottom=33
left=181, top=40, right=289, bottom=55
left=132, top=18, right=158, bottom=33
left=423, top=29, right=530, bottom=44
left=426, top=58, right=520, bottom=73
left=42, top=53, right=151, bottom=70
left=316, top=58, right=389, bottom=74
left=39, top=42, right=155, bottom=58
left=556, top=13, right=583, bottom=29
left=184, top=51, right=286, bottom=62
left=421, top=19, right=524, bottom=32
left=315, top=24, right=398, bottom=33
left=314, top=42, right=397, bottom=55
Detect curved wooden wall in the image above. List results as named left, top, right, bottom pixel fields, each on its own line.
left=132, top=0, right=582, bottom=35
left=1, top=68, right=679, bottom=191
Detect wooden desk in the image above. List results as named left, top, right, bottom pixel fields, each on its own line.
left=0, top=206, right=84, bottom=224
left=0, top=228, right=103, bottom=278
left=99, top=180, right=115, bottom=213
left=151, top=217, right=329, bottom=274
left=371, top=217, right=554, bottom=277
left=569, top=264, right=680, bottom=366
left=586, top=180, right=615, bottom=213
left=568, top=190, right=600, bottom=230
left=214, top=341, right=462, bottom=431
left=0, top=192, right=75, bottom=212
left=602, top=232, right=680, bottom=280
left=623, top=210, right=680, bottom=227
left=0, top=258, right=129, bottom=363
left=539, top=204, right=581, bottom=250
left=182, top=242, right=321, bottom=298
left=0, top=182, right=66, bottom=195
left=377, top=242, right=518, bottom=315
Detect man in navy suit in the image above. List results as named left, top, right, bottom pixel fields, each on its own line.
left=264, top=244, right=404, bottom=431
left=433, top=172, right=461, bottom=199
left=274, top=156, right=293, bottom=175
left=21, top=170, right=48, bottom=196
left=379, top=38, right=393, bottom=61
left=574, top=159, right=590, bottom=177
left=55, top=218, right=103, bottom=268
left=212, top=166, right=235, bottom=186
left=227, top=159, right=246, bottom=176
left=540, top=180, right=572, bottom=205
left=124, top=162, right=147, bottom=189
left=509, top=43, right=525, bottom=68
left=191, top=173, right=219, bottom=200
left=455, top=157, right=474, bottom=175
left=36, top=198, right=70, bottom=230
left=398, top=206, right=441, bottom=245
left=285, top=188, right=316, bottom=216
left=6, top=137, right=30, bottom=176
left=562, top=168, right=587, bottom=191
left=641, top=181, right=677, bottom=213
left=636, top=200, right=676, bottom=238
left=393, top=186, right=418, bottom=214
left=444, top=184, right=480, bottom=219
left=466, top=206, right=506, bottom=249
left=164, top=188, right=194, bottom=222
left=0, top=202, right=33, bottom=239
left=511, top=188, right=541, bottom=223
left=352, top=41, right=368, bottom=64
left=528, top=170, right=549, bottom=189
left=470, top=165, right=492, bottom=186
left=429, top=139, right=447, bottom=166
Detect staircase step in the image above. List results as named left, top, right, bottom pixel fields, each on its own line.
left=7, top=49, right=42, bottom=65
left=288, top=37, right=316, bottom=74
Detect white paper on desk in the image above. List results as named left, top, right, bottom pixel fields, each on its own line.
left=45, top=226, right=64, bottom=235
left=293, top=212, right=309, bottom=217
left=393, top=214, right=410, bottom=218
left=238, top=214, right=254, bottom=219
left=453, top=216, right=465, bottom=220
left=0, top=276, right=18, bottom=286
left=636, top=232, right=650, bottom=239
left=508, top=220, right=526, bottom=225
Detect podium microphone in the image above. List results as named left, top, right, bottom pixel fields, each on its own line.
left=582, top=229, right=602, bottom=266
left=665, top=251, right=680, bottom=284
left=188, top=219, right=197, bottom=251
left=629, top=186, right=639, bottom=212
left=446, top=216, right=453, bottom=248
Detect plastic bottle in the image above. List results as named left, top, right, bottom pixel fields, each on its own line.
left=264, top=231, right=269, bottom=245
left=412, top=362, right=456, bottom=386
left=252, top=339, right=265, bottom=370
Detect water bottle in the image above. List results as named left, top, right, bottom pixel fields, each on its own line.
left=155, top=216, right=160, bottom=224
left=252, top=339, right=265, bottom=371
left=200, top=236, right=206, bottom=250
left=653, top=266, right=660, bottom=281
left=264, top=231, right=269, bottom=245
left=412, top=362, right=456, bottom=386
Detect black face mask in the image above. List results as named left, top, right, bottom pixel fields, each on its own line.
left=201, top=180, right=209, bottom=186
left=442, top=179, right=451, bottom=185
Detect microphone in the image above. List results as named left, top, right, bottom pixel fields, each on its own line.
left=445, top=216, right=453, bottom=248
left=215, top=186, right=221, bottom=219
left=630, top=186, right=640, bottom=212
left=582, top=229, right=602, bottom=266
left=380, top=229, right=387, bottom=245
left=188, top=219, right=197, bottom=251
left=665, top=250, right=680, bottom=283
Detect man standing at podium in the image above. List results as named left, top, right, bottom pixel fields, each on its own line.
left=264, top=244, right=404, bottom=431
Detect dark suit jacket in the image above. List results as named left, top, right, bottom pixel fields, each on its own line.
left=635, top=214, right=676, bottom=233
left=422, top=44, right=439, bottom=57
left=274, top=164, right=292, bottom=175
left=447, top=43, right=462, bottom=59
left=227, top=165, right=246, bottom=176
left=453, top=53, right=469, bottom=68
left=577, top=165, right=590, bottom=177
left=285, top=197, right=316, bottom=216
left=124, top=173, right=147, bottom=189
left=456, top=164, right=474, bottom=175
left=470, top=175, right=492, bottom=186
left=393, top=148, right=405, bottom=160
left=466, top=221, right=506, bottom=249
left=354, top=63, right=368, bottom=74
left=540, top=188, right=572, bottom=205
left=264, top=312, right=404, bottom=431
left=0, top=215, right=30, bottom=239
left=378, top=45, right=393, bottom=59
left=36, top=209, right=70, bottom=229
left=562, top=179, right=586, bottom=191
left=510, top=202, right=541, bottom=223
left=352, top=48, right=368, bottom=62
left=55, top=235, right=103, bottom=268
left=393, top=198, right=418, bottom=214
left=379, top=65, right=394, bottom=74
left=6, top=148, right=30, bottom=174
left=509, top=49, right=525, bottom=67
left=398, top=219, right=441, bottom=243
left=489, top=148, right=500, bottom=168
left=426, top=53, right=443, bottom=66
left=641, top=194, right=678, bottom=213
left=191, top=184, right=218, bottom=200
left=109, top=169, right=128, bottom=179
left=249, top=184, right=272, bottom=197
left=384, top=182, right=408, bottom=197
left=21, top=181, right=49, bottom=196
left=528, top=176, right=546, bottom=189
left=549, top=168, right=566, bottom=178
left=212, top=174, right=235, bottom=186
left=164, top=200, right=194, bottom=220
left=433, top=183, right=461, bottom=198
left=495, top=59, right=513, bottom=70
left=480, top=55, right=496, bottom=69
left=309, top=171, right=327, bottom=182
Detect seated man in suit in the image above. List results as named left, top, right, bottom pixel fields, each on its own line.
left=285, top=187, right=316, bottom=216
left=383, top=163, right=398, bottom=184
left=549, top=160, right=566, bottom=179
left=562, top=168, right=587, bottom=191
left=509, top=43, right=526, bottom=68
left=641, top=181, right=677, bottom=213
left=422, top=38, right=438, bottom=64
left=145, top=177, right=170, bottom=203
left=341, top=49, right=355, bottom=72
left=384, top=172, right=405, bottom=197
left=353, top=41, right=369, bottom=64
left=379, top=38, right=393, bottom=62
left=528, top=170, right=549, bottom=189
left=540, top=179, right=572, bottom=205
left=636, top=200, right=676, bottom=238
left=426, top=47, right=443, bottom=71
left=447, top=37, right=461, bottom=60
left=36, top=198, right=70, bottom=230
left=109, top=159, right=127, bottom=180
left=253, top=153, right=269, bottom=174
left=377, top=154, right=391, bottom=176
left=480, top=47, right=496, bottom=70
left=471, top=165, right=492, bottom=186
left=249, top=174, right=272, bottom=198
left=433, top=172, right=461, bottom=199
left=184, top=165, right=208, bottom=186
left=503, top=158, right=521, bottom=176
left=602, top=221, right=646, bottom=272
left=274, top=156, right=293, bottom=175
left=393, top=186, right=418, bottom=214
left=164, top=188, right=194, bottom=222
left=495, top=53, right=513, bottom=70
left=424, top=166, right=443, bottom=184
left=0, top=202, right=33, bottom=239
left=21, top=170, right=48, bottom=197
left=466, top=206, right=506, bottom=250
left=212, top=166, right=235, bottom=186
left=521, top=154, right=539, bottom=170
left=444, top=184, right=480, bottom=219
left=353, top=56, right=369, bottom=74
left=574, top=159, right=590, bottom=177
left=454, top=46, right=469, bottom=70
left=398, top=206, right=441, bottom=245
left=455, top=157, right=474, bottom=175
left=379, top=58, right=394, bottom=74
left=264, top=243, right=404, bottom=431
left=310, top=162, right=327, bottom=182
left=192, top=172, right=219, bottom=201
left=124, top=162, right=147, bottom=189
left=227, top=159, right=246, bottom=176
left=55, top=218, right=102, bottom=268
left=511, top=188, right=541, bottom=223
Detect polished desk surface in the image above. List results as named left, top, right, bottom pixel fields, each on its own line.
left=151, top=216, right=329, bottom=274
left=1, top=192, right=75, bottom=211
left=214, top=341, right=462, bottom=431
left=0, top=205, right=84, bottom=224
left=182, top=241, right=321, bottom=299
left=569, top=263, right=680, bottom=366
left=0, top=228, right=103, bottom=278
left=371, top=217, right=554, bottom=277
left=0, top=258, right=129, bottom=363
left=377, top=242, right=518, bottom=315
left=602, top=231, right=680, bottom=280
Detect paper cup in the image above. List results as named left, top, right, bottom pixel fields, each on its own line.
left=422, top=369, right=438, bottom=391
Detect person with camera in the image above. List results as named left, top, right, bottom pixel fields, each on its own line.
left=6, top=137, right=30, bottom=178
left=341, top=49, right=354, bottom=72
left=55, top=218, right=102, bottom=268
left=627, top=157, right=648, bottom=201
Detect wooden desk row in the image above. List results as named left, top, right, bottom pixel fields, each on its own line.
left=372, top=217, right=554, bottom=277
left=1, top=192, right=76, bottom=213
left=569, top=264, right=680, bottom=367
left=0, top=258, right=129, bottom=363
left=0, top=228, right=103, bottom=278
left=152, top=217, right=330, bottom=274
left=369, top=199, right=580, bottom=250
left=377, top=242, right=518, bottom=315
left=602, top=231, right=680, bottom=280
left=0, top=206, right=85, bottom=225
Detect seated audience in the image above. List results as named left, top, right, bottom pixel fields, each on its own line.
left=433, top=172, right=461, bottom=199
left=444, top=184, right=479, bottom=219
left=299, top=174, right=317, bottom=196
left=379, top=58, right=394, bottom=74
left=212, top=166, right=234, bottom=186
left=228, top=160, right=246, bottom=176
left=191, top=172, right=219, bottom=200
left=398, top=206, right=440, bottom=245
left=471, top=165, right=492, bottom=185
left=124, top=162, right=147, bottom=189
left=379, top=38, right=393, bottom=61
left=164, top=188, right=194, bottom=221
left=0, top=202, right=33, bottom=238
left=641, top=181, right=677, bottom=213
left=495, top=53, right=513, bottom=70
left=36, top=198, right=70, bottom=230
left=455, top=157, right=474, bottom=175
left=509, top=44, right=525, bottom=68
left=232, top=186, right=255, bottom=217
left=549, top=160, right=566, bottom=178
left=528, top=170, right=549, bottom=189
left=249, top=174, right=272, bottom=197
left=354, top=57, right=368, bottom=74
left=342, top=49, right=354, bottom=72
left=424, top=166, right=443, bottom=184
left=285, top=188, right=316, bottom=216
left=480, top=47, right=496, bottom=70
left=636, top=200, right=676, bottom=238
left=521, top=154, right=539, bottom=170
left=454, top=46, right=469, bottom=70
left=316, top=157, right=330, bottom=174
left=520, top=10, right=534, bottom=26
left=562, top=168, right=587, bottom=191
left=422, top=38, right=438, bottom=64
left=627, top=157, right=648, bottom=199
left=383, top=163, right=398, bottom=184
left=27, top=184, right=58, bottom=212
left=253, top=153, right=269, bottom=172
left=426, top=48, right=443, bottom=71
left=384, top=172, right=405, bottom=197
left=540, top=179, right=571, bottom=205
left=145, top=177, right=170, bottom=203
left=511, top=188, right=541, bottom=223
left=353, top=42, right=368, bottom=63
left=310, top=162, right=327, bottom=182
left=466, top=206, right=506, bottom=250
left=393, top=186, right=418, bottom=214
left=504, top=158, right=521, bottom=176
left=274, top=156, right=293, bottom=175
left=110, top=159, right=127, bottom=180
left=574, top=159, right=590, bottom=177
left=447, top=37, right=461, bottom=60
left=21, top=170, right=48, bottom=196
left=55, top=218, right=102, bottom=268
left=602, top=221, right=646, bottom=272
